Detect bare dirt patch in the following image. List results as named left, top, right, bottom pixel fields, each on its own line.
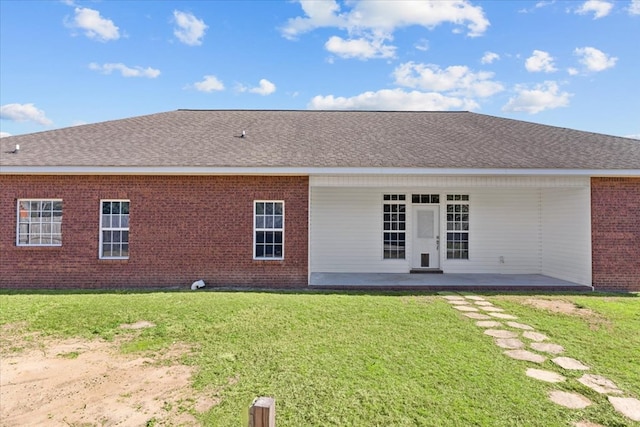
left=521, top=298, right=610, bottom=330
left=1, top=324, right=220, bottom=426
left=523, top=298, right=594, bottom=316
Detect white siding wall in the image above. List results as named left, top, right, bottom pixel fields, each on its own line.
left=443, top=188, right=541, bottom=274
left=541, top=188, right=592, bottom=285
left=310, top=187, right=409, bottom=272
left=309, top=176, right=591, bottom=282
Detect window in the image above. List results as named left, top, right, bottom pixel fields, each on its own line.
left=254, top=201, right=284, bottom=259
left=383, top=194, right=406, bottom=259
left=412, top=194, right=440, bottom=204
left=16, top=199, right=63, bottom=246
left=100, top=200, right=129, bottom=259
left=446, top=194, right=469, bottom=259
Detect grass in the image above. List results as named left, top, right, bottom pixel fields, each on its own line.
left=1, top=290, right=638, bottom=426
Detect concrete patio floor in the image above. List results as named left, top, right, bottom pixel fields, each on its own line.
left=309, top=272, right=593, bottom=292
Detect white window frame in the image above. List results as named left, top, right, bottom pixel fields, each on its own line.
left=253, top=200, right=284, bottom=260
left=382, top=194, right=407, bottom=260
left=99, top=199, right=130, bottom=260
left=446, top=194, right=470, bottom=260
left=16, top=199, right=63, bottom=246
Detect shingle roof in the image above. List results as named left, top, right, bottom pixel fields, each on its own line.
left=1, top=110, right=639, bottom=170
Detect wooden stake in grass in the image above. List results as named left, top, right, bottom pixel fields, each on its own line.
left=249, top=397, right=275, bottom=427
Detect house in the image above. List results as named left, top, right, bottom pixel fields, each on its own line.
left=1, top=110, right=639, bottom=292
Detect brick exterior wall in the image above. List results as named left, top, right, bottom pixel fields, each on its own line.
left=591, top=177, right=640, bottom=292
left=0, top=175, right=309, bottom=289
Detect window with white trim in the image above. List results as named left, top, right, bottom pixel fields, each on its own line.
left=100, top=200, right=130, bottom=259
left=16, top=199, right=63, bottom=246
left=446, top=194, right=469, bottom=259
left=383, top=194, right=406, bottom=259
left=254, top=201, right=284, bottom=259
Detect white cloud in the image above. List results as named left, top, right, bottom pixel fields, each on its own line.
left=415, top=39, right=429, bottom=52
left=393, top=62, right=504, bottom=98
left=282, top=0, right=490, bottom=59
left=89, top=62, right=160, bottom=78
left=0, top=103, right=53, bottom=126
left=193, top=75, right=225, bottom=93
left=525, top=50, right=557, bottom=73
left=567, top=67, right=579, bottom=75
left=0, top=132, right=12, bottom=138
left=240, top=79, right=277, bottom=96
left=173, top=10, right=207, bottom=46
left=624, top=133, right=640, bottom=139
left=481, top=51, right=500, bottom=64
left=575, top=0, right=613, bottom=18
left=325, top=35, right=396, bottom=59
left=630, top=0, right=640, bottom=15
left=70, top=7, right=120, bottom=42
left=308, top=89, right=479, bottom=111
left=574, top=46, right=617, bottom=71
left=502, top=81, right=571, bottom=114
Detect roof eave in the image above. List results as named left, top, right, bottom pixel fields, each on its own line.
left=1, top=166, right=639, bottom=177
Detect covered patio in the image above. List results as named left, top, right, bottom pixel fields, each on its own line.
left=309, top=272, right=593, bottom=292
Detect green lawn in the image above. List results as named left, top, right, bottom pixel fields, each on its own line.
left=1, top=290, right=638, bottom=426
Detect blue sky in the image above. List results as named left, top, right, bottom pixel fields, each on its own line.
left=1, top=0, right=639, bottom=138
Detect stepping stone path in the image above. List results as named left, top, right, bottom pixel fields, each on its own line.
left=475, top=320, right=501, bottom=328
left=522, top=331, right=548, bottom=342
left=549, top=391, right=591, bottom=409
left=453, top=305, right=479, bottom=312
left=447, top=300, right=471, bottom=305
left=506, top=321, right=534, bottom=330
left=479, top=306, right=504, bottom=312
left=608, top=397, right=640, bottom=422
left=484, top=329, right=518, bottom=338
left=552, top=357, right=590, bottom=370
left=495, top=338, right=524, bottom=349
left=526, top=368, right=565, bottom=383
left=578, top=374, right=622, bottom=394
left=474, top=300, right=494, bottom=306
left=462, top=312, right=491, bottom=320
left=488, top=312, right=518, bottom=319
left=504, top=349, right=546, bottom=364
left=441, top=293, right=639, bottom=424
left=530, top=342, right=564, bottom=354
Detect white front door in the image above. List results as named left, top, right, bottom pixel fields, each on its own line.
left=412, top=206, right=440, bottom=269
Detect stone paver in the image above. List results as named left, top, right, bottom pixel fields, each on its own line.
left=506, top=321, right=534, bottom=330
left=504, top=349, right=546, bottom=363
left=552, top=357, right=590, bottom=370
left=473, top=301, right=494, bottom=306
left=479, top=306, right=505, bottom=312
left=462, top=312, right=491, bottom=320
left=488, top=312, right=518, bottom=320
left=484, top=329, right=518, bottom=339
left=522, top=331, right=548, bottom=342
left=530, top=342, right=564, bottom=354
left=577, top=374, right=622, bottom=395
left=453, top=305, right=479, bottom=312
left=475, top=320, right=502, bottom=328
left=608, top=396, right=640, bottom=422
left=442, top=295, right=465, bottom=301
left=526, top=368, right=566, bottom=383
left=495, top=338, right=524, bottom=349
left=549, top=391, right=592, bottom=409
left=447, top=299, right=471, bottom=305
left=465, top=296, right=486, bottom=301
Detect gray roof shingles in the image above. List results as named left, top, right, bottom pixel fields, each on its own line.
left=1, top=110, right=639, bottom=170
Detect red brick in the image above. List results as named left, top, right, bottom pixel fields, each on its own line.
left=591, top=177, right=640, bottom=292
left=0, top=175, right=308, bottom=289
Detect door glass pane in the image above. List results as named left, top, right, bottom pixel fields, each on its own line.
left=417, top=210, right=434, bottom=238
